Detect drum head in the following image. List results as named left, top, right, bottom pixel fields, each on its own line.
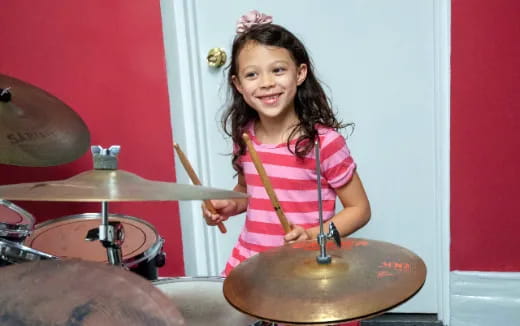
left=0, top=199, right=34, bottom=238
left=24, top=213, right=158, bottom=262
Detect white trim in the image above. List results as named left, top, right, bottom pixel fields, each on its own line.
left=160, top=0, right=218, bottom=275
left=433, top=0, right=451, bottom=324
left=450, top=271, right=520, bottom=326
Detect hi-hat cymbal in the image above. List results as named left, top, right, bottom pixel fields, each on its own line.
left=0, top=169, right=248, bottom=202
left=223, top=238, right=426, bottom=325
left=0, top=74, right=90, bottom=167
left=0, top=259, right=184, bottom=326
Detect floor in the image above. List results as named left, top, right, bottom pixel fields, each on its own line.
left=361, top=313, right=444, bottom=326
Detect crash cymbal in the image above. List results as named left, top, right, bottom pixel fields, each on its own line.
left=223, top=238, right=426, bottom=325
left=0, top=74, right=90, bottom=166
left=0, top=259, right=184, bottom=326
left=0, top=169, right=248, bottom=201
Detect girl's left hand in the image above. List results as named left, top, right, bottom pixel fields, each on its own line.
left=284, top=224, right=311, bottom=243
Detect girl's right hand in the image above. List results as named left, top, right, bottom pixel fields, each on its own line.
left=201, top=199, right=236, bottom=225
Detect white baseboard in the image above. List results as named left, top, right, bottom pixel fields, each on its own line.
left=450, top=271, right=520, bottom=326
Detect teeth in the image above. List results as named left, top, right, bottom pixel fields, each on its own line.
left=261, top=95, right=278, bottom=104
left=263, top=95, right=278, bottom=100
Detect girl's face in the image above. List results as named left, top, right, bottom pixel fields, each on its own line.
left=232, top=41, right=307, bottom=122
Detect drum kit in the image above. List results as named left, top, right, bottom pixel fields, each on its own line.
left=0, top=73, right=427, bottom=325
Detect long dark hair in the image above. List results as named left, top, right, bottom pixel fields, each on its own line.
left=222, top=23, right=347, bottom=172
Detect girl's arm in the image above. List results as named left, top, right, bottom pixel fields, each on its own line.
left=202, top=174, right=248, bottom=225
left=285, top=171, right=371, bottom=241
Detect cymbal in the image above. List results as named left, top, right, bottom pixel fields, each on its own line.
left=0, top=74, right=90, bottom=167
left=0, top=169, right=248, bottom=201
left=0, top=259, right=184, bottom=326
left=223, top=238, right=426, bottom=324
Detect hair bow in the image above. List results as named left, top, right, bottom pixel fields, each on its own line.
left=236, top=10, right=273, bottom=34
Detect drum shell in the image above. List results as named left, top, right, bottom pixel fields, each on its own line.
left=24, top=213, right=165, bottom=280
left=153, top=277, right=257, bottom=326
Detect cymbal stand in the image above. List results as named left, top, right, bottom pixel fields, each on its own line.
left=315, top=140, right=341, bottom=265
left=85, top=145, right=125, bottom=265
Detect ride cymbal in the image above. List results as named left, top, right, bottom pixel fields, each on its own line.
left=0, top=259, right=184, bottom=326
left=223, top=238, right=426, bottom=325
left=0, top=74, right=90, bottom=166
left=0, top=169, right=248, bottom=202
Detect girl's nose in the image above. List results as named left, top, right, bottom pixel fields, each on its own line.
left=259, top=73, right=275, bottom=88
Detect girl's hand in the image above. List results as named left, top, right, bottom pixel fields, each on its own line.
left=201, top=200, right=236, bottom=225
left=284, top=224, right=311, bottom=243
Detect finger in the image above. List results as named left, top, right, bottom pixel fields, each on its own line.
left=297, top=230, right=310, bottom=241
left=297, top=234, right=308, bottom=241
left=284, top=224, right=302, bottom=239
left=202, top=215, right=213, bottom=225
left=208, top=199, right=225, bottom=211
left=205, top=217, right=219, bottom=226
left=284, top=231, right=297, bottom=242
left=202, top=204, right=218, bottom=219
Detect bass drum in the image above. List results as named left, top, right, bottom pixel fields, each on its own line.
left=24, top=213, right=166, bottom=280
left=154, top=277, right=257, bottom=326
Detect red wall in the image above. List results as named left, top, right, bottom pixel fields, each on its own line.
left=4, top=0, right=518, bottom=276
left=0, top=1, right=184, bottom=275
left=451, top=0, right=520, bottom=271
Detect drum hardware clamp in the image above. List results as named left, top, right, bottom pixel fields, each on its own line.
left=86, top=145, right=125, bottom=266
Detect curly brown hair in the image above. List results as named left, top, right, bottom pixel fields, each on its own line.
left=222, top=23, right=348, bottom=173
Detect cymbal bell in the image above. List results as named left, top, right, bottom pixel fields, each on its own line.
left=0, top=259, right=184, bottom=326
left=223, top=238, right=426, bottom=324
left=0, top=74, right=90, bottom=167
left=0, top=169, right=248, bottom=202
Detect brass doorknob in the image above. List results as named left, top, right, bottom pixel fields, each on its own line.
left=207, top=48, right=227, bottom=68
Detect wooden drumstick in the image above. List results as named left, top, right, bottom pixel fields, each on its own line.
left=242, top=133, right=291, bottom=233
left=173, top=143, right=227, bottom=234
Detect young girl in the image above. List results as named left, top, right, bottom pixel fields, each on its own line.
left=202, top=10, right=371, bottom=325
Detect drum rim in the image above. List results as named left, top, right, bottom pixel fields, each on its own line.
left=0, top=237, right=57, bottom=260
left=34, top=212, right=158, bottom=232
left=0, top=199, right=35, bottom=236
left=28, top=213, right=163, bottom=265
left=152, top=275, right=259, bottom=324
left=153, top=276, right=225, bottom=285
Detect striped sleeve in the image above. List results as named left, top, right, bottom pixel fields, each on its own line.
left=319, top=130, right=356, bottom=189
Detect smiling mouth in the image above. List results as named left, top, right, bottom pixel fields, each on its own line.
left=257, top=94, right=281, bottom=105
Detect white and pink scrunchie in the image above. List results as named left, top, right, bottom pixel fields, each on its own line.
left=236, top=10, right=273, bottom=34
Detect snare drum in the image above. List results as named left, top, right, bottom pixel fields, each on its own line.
left=154, top=277, right=257, bottom=326
left=24, top=213, right=165, bottom=280
left=0, top=199, right=35, bottom=241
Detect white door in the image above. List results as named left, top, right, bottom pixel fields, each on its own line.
left=161, top=0, right=450, bottom=317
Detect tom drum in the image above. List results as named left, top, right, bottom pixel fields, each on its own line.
left=24, top=213, right=165, bottom=280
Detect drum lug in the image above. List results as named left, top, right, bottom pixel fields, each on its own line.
left=155, top=251, right=166, bottom=268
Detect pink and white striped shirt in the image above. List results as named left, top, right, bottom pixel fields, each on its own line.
left=223, top=124, right=356, bottom=276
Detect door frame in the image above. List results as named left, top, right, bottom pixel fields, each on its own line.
left=160, top=0, right=451, bottom=322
